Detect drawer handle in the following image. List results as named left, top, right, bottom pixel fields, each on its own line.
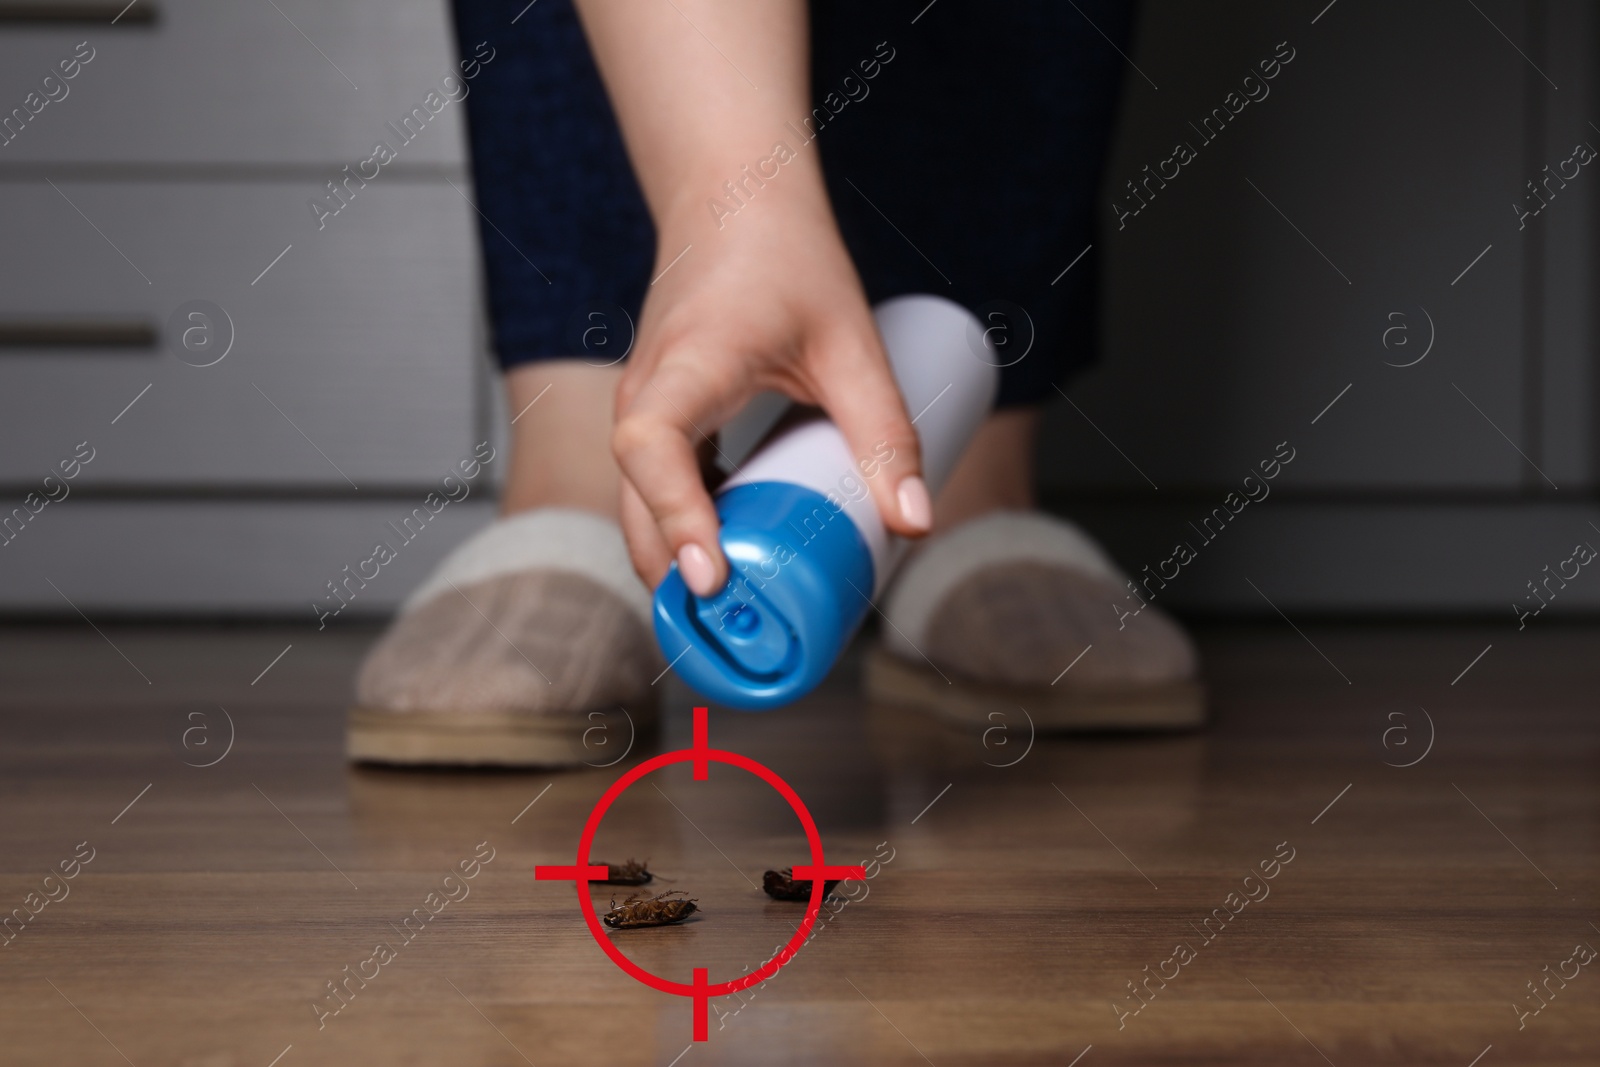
left=0, top=320, right=157, bottom=348
left=0, top=2, right=157, bottom=23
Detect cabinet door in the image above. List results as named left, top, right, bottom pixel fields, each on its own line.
left=0, top=180, right=484, bottom=487
left=0, top=0, right=471, bottom=165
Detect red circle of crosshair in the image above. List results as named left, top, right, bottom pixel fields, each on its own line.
left=535, top=707, right=866, bottom=1041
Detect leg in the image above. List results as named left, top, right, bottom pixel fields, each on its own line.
left=931, top=407, right=1040, bottom=533
left=821, top=0, right=1204, bottom=728
left=500, top=361, right=624, bottom=520
left=349, top=0, right=660, bottom=766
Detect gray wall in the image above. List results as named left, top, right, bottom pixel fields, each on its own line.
left=1041, top=0, right=1600, bottom=614
left=0, top=0, right=1595, bottom=619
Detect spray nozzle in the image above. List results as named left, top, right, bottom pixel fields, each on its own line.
left=690, top=578, right=798, bottom=680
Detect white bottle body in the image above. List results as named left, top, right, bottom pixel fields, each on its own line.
left=722, top=294, right=1000, bottom=594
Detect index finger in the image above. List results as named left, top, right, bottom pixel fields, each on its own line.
left=611, top=363, right=734, bottom=598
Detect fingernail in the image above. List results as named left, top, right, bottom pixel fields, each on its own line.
left=677, top=543, right=719, bottom=597
left=896, top=476, right=932, bottom=533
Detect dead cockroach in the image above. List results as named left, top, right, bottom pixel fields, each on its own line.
left=602, top=891, right=699, bottom=928
left=762, top=867, right=840, bottom=901
left=596, top=858, right=654, bottom=885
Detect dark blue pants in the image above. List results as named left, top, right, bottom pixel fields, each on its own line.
left=450, top=0, right=1134, bottom=407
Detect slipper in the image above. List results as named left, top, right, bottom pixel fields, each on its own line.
left=864, top=511, right=1205, bottom=730
left=347, top=508, right=661, bottom=766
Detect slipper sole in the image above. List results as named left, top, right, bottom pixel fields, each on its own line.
left=864, top=645, right=1206, bottom=731
left=346, top=701, right=657, bottom=767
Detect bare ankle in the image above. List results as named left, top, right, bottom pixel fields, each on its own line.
left=501, top=361, right=625, bottom=519
left=932, top=406, right=1040, bottom=531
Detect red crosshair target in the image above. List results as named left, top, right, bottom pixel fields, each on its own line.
left=535, top=707, right=865, bottom=1041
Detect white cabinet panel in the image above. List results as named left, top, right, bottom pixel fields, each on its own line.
left=0, top=499, right=497, bottom=613
left=0, top=0, right=472, bottom=165
left=0, top=179, right=484, bottom=485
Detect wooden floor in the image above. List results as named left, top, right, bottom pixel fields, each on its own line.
left=0, top=622, right=1596, bottom=1066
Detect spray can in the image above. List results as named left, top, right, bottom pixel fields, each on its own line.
left=652, top=294, right=999, bottom=709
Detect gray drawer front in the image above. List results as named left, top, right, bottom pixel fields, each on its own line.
left=0, top=0, right=471, bottom=164
left=0, top=499, right=498, bottom=612
left=0, top=179, right=484, bottom=485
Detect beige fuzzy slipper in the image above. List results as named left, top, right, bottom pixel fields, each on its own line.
left=865, top=512, right=1204, bottom=730
left=348, top=509, right=662, bottom=766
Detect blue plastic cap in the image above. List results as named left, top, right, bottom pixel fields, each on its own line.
left=653, top=481, right=875, bottom=710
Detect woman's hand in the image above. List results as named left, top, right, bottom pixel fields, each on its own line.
left=573, top=0, right=928, bottom=596
left=612, top=188, right=929, bottom=596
